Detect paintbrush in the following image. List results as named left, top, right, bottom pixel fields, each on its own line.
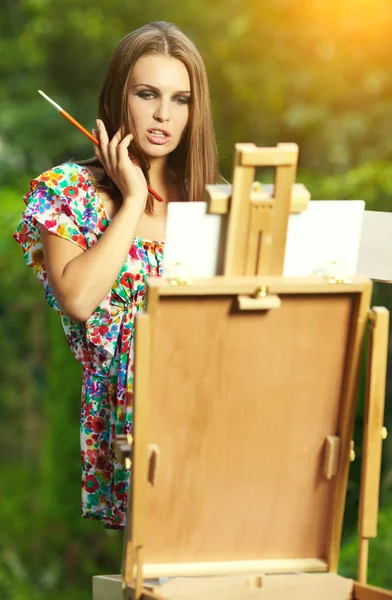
left=38, top=90, right=164, bottom=202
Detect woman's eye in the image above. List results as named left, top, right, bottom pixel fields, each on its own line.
left=174, top=96, right=190, bottom=104
left=137, top=91, right=156, bottom=100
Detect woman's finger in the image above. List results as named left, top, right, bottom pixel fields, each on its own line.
left=118, top=133, right=134, bottom=165
left=94, top=145, right=102, bottom=161
left=91, top=128, right=99, bottom=146
left=108, top=127, right=122, bottom=169
left=96, top=119, right=110, bottom=166
left=124, top=137, right=141, bottom=167
left=109, top=127, right=123, bottom=146
left=93, top=131, right=103, bottom=163
left=96, top=119, right=109, bottom=144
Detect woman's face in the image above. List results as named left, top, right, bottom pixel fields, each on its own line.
left=128, top=54, right=191, bottom=159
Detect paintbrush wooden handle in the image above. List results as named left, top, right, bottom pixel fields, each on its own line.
left=61, top=109, right=100, bottom=146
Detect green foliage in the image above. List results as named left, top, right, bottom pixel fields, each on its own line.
left=2, top=0, right=392, bottom=597
left=0, top=188, right=122, bottom=599
left=301, top=160, right=392, bottom=211
left=340, top=503, right=392, bottom=589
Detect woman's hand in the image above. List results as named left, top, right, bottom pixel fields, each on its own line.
left=94, top=119, right=148, bottom=210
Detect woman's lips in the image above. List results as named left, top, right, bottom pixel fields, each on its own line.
left=146, top=130, right=171, bottom=145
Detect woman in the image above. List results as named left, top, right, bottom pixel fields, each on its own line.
left=14, top=21, right=219, bottom=528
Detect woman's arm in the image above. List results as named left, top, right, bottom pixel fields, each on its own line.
left=40, top=202, right=141, bottom=321
left=40, top=123, right=148, bottom=322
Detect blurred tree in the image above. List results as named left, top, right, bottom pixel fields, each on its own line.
left=2, top=0, right=392, bottom=179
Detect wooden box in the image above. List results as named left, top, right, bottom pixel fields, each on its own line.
left=93, top=275, right=391, bottom=599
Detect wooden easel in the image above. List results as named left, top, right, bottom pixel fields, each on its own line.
left=93, top=143, right=390, bottom=600
left=205, top=142, right=307, bottom=276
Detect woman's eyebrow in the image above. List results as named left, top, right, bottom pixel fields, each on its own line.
left=132, top=83, right=191, bottom=94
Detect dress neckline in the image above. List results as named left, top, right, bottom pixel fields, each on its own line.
left=78, top=164, right=165, bottom=246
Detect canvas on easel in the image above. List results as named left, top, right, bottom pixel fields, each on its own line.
left=163, top=197, right=366, bottom=279
left=165, top=144, right=368, bottom=278
left=165, top=142, right=392, bottom=283
left=357, top=210, right=392, bottom=283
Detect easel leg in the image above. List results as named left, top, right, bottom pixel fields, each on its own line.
left=358, top=307, right=389, bottom=584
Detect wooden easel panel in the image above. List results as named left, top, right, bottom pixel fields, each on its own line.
left=142, top=291, right=360, bottom=565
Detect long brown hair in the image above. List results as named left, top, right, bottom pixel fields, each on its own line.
left=84, top=21, right=219, bottom=214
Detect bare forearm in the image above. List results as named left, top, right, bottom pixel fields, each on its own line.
left=58, top=202, right=141, bottom=320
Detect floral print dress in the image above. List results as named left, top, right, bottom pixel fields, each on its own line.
left=14, top=162, right=165, bottom=528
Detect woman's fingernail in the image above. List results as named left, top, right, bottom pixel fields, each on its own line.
left=96, top=119, right=100, bottom=127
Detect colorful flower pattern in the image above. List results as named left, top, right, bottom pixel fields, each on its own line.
left=14, top=162, right=164, bottom=528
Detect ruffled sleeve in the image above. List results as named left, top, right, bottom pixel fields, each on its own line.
left=14, top=164, right=89, bottom=310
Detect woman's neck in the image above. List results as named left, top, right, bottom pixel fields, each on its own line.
left=148, top=155, right=174, bottom=189
left=148, top=156, right=184, bottom=205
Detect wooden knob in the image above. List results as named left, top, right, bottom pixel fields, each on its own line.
left=350, top=440, right=355, bottom=462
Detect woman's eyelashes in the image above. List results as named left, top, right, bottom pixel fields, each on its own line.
left=136, top=90, right=190, bottom=104
left=174, top=96, right=190, bottom=105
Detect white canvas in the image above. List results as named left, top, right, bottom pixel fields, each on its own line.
left=357, top=211, right=392, bottom=282
left=164, top=202, right=224, bottom=279
left=164, top=200, right=365, bottom=279
left=283, top=200, right=365, bottom=276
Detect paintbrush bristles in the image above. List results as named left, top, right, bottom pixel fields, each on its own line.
left=38, top=90, right=62, bottom=112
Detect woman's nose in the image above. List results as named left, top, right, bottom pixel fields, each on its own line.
left=153, top=100, right=170, bottom=122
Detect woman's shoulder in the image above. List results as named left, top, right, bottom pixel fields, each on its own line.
left=23, top=161, right=104, bottom=234
left=29, top=161, right=95, bottom=202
